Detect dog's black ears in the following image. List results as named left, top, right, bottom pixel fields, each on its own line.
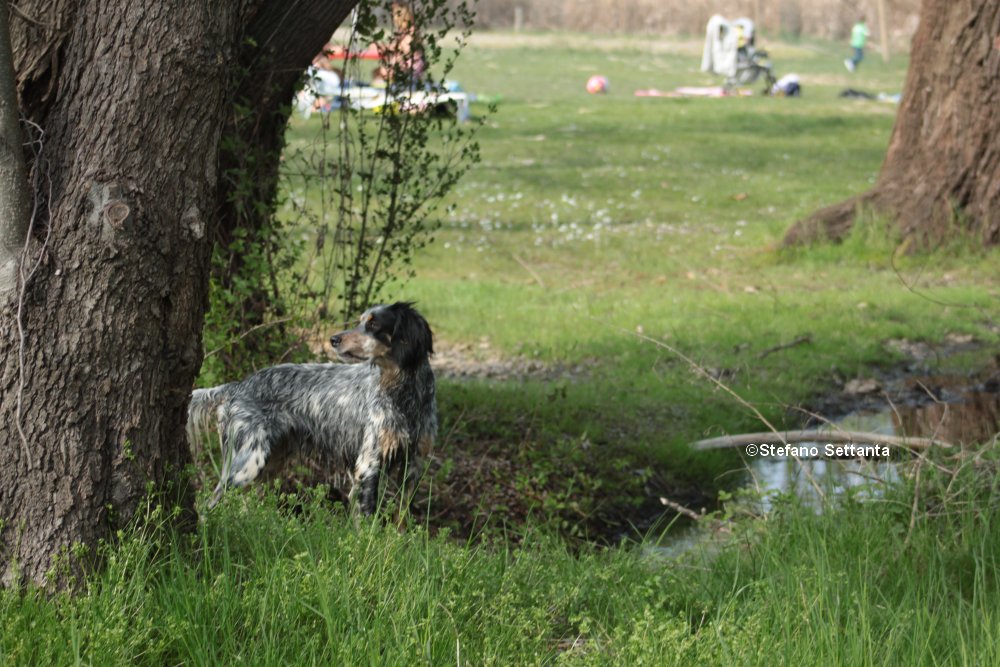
left=389, top=301, right=433, bottom=370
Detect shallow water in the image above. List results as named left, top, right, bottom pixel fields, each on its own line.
left=652, top=385, right=999, bottom=557
left=748, top=410, right=899, bottom=512
left=750, top=388, right=999, bottom=510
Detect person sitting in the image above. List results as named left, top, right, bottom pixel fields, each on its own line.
left=372, top=2, right=426, bottom=90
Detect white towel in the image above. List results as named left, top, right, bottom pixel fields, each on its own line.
left=701, top=15, right=738, bottom=78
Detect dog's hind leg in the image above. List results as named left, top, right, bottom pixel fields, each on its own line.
left=349, top=449, right=382, bottom=517
left=208, top=422, right=270, bottom=509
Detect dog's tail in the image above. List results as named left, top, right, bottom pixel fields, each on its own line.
left=186, top=384, right=235, bottom=454
left=187, top=384, right=238, bottom=509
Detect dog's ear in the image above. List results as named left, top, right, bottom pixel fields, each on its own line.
left=389, top=301, right=433, bottom=370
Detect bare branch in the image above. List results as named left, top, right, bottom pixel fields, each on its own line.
left=756, top=333, right=812, bottom=360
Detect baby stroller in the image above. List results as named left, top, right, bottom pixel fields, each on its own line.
left=701, top=16, right=777, bottom=93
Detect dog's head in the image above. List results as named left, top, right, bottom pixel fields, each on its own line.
left=330, top=302, right=433, bottom=371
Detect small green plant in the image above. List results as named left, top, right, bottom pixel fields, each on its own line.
left=286, top=0, right=483, bottom=325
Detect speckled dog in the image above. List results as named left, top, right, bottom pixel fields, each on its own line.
left=187, top=302, right=436, bottom=514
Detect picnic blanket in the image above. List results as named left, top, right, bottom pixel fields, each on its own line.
left=634, top=86, right=753, bottom=98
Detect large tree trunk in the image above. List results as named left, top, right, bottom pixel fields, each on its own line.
left=785, top=0, right=1000, bottom=247
left=0, top=0, right=355, bottom=588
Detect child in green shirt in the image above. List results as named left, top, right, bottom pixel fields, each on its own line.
left=844, top=16, right=870, bottom=72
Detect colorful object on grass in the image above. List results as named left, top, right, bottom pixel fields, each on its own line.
left=586, top=75, right=609, bottom=94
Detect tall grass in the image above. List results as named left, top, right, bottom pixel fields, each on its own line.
left=4, top=453, right=1000, bottom=664
left=0, top=492, right=697, bottom=665
left=673, top=451, right=1000, bottom=665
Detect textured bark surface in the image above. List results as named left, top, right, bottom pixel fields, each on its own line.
left=0, top=0, right=356, bottom=587
left=785, top=0, right=1000, bottom=246
left=219, top=2, right=359, bottom=247
left=0, top=1, right=30, bottom=293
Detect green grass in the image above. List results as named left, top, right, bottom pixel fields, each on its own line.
left=7, top=32, right=998, bottom=664
left=278, top=32, right=999, bottom=536
left=5, top=455, right=1000, bottom=665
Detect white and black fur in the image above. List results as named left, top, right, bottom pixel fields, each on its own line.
left=187, top=302, right=436, bottom=514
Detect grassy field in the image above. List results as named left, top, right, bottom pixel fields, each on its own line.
left=280, top=32, right=998, bottom=538
left=4, top=32, right=1000, bottom=665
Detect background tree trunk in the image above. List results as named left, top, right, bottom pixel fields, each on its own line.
left=784, top=0, right=1000, bottom=247
left=1, top=0, right=356, bottom=588
left=212, top=3, right=359, bottom=370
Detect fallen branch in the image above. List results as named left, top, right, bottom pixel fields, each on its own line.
left=659, top=497, right=704, bottom=521
left=692, top=429, right=954, bottom=452
left=756, top=334, right=812, bottom=360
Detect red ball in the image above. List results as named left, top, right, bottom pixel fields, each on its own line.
left=586, top=75, right=609, bottom=94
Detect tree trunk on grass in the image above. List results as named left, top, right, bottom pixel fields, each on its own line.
left=214, top=4, right=359, bottom=365
left=0, top=0, right=356, bottom=588
left=784, top=0, right=1000, bottom=247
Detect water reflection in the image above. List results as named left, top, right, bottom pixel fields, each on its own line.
left=652, top=386, right=999, bottom=558
left=750, top=389, right=999, bottom=510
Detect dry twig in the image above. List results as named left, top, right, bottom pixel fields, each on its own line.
left=756, top=333, right=812, bottom=360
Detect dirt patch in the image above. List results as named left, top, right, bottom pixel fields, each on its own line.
left=431, top=338, right=595, bottom=382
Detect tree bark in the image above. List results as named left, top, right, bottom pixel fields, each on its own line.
left=0, top=1, right=31, bottom=294
left=785, top=0, right=1000, bottom=247
left=1, top=0, right=356, bottom=588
